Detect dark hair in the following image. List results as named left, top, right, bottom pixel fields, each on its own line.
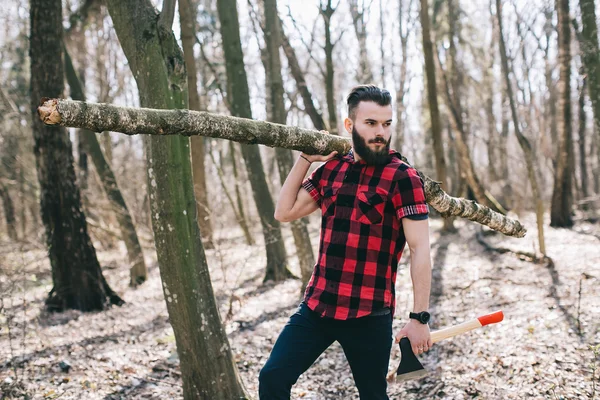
left=347, top=85, right=392, bottom=120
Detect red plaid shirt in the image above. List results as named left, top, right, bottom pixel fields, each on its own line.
left=301, top=149, right=429, bottom=320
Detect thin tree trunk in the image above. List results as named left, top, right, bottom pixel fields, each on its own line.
left=322, top=0, right=339, bottom=135
left=263, top=0, right=316, bottom=294
left=0, top=184, right=18, bottom=241
left=419, top=0, right=455, bottom=231
left=40, top=98, right=529, bottom=237
left=280, top=18, right=326, bottom=131
left=496, top=0, right=546, bottom=255
left=64, top=47, right=148, bottom=287
left=207, top=145, right=254, bottom=245
left=216, top=0, right=292, bottom=282
left=229, top=141, right=254, bottom=245
left=179, top=0, right=215, bottom=249
left=394, top=0, right=411, bottom=153
left=436, top=13, right=506, bottom=215
left=578, top=0, right=600, bottom=141
left=30, top=0, right=123, bottom=311
left=550, top=0, right=574, bottom=227
left=544, top=10, right=559, bottom=161
left=577, top=74, right=588, bottom=206
left=104, top=0, right=249, bottom=397
left=349, top=0, right=374, bottom=83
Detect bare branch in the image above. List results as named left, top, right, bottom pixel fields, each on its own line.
left=38, top=98, right=528, bottom=238
left=158, top=0, right=177, bottom=31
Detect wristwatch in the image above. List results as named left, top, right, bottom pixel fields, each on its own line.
left=409, top=311, right=431, bottom=324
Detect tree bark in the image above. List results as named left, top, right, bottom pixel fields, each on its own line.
left=349, top=0, right=374, bottom=83
left=394, top=0, right=410, bottom=153
left=103, top=0, right=249, bottom=397
left=40, top=98, right=527, bottom=237
left=280, top=18, right=326, bottom=131
left=216, top=0, right=292, bottom=282
left=437, top=2, right=505, bottom=216
left=321, top=0, right=339, bottom=135
left=64, top=47, right=148, bottom=287
left=419, top=0, right=455, bottom=231
left=578, top=74, right=589, bottom=206
left=263, top=0, right=316, bottom=294
left=179, top=0, right=215, bottom=249
left=578, top=0, right=600, bottom=141
left=550, top=0, right=574, bottom=227
left=0, top=183, right=18, bottom=241
left=30, top=0, right=123, bottom=311
left=496, top=0, right=546, bottom=255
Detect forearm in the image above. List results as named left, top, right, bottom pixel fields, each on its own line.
left=274, top=156, right=312, bottom=217
left=409, top=246, right=432, bottom=312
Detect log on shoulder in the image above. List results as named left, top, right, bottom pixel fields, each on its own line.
left=38, top=98, right=527, bottom=238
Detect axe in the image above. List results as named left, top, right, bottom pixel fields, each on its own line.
left=389, top=310, right=504, bottom=382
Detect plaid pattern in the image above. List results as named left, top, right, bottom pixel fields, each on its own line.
left=301, top=149, right=429, bottom=320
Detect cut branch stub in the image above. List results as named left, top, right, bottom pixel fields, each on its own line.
left=39, top=98, right=527, bottom=238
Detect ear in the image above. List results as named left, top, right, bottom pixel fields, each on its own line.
left=344, top=117, right=353, bottom=134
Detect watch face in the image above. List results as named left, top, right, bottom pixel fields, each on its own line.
left=421, top=312, right=430, bottom=323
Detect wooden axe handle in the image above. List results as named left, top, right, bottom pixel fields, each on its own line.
left=430, top=310, right=504, bottom=343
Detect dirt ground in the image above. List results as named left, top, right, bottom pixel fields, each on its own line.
left=1, top=212, right=599, bottom=399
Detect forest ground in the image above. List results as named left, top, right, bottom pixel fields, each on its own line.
left=1, top=212, right=599, bottom=399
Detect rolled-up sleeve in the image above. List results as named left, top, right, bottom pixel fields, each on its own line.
left=301, top=164, right=325, bottom=206
left=391, top=168, right=429, bottom=220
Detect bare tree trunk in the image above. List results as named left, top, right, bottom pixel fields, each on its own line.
left=216, top=0, right=292, bottom=282
left=64, top=47, right=148, bottom=287
left=419, top=0, right=455, bottom=231
left=0, top=184, right=18, bottom=241
left=349, top=0, right=374, bottom=83
left=179, top=0, right=215, bottom=249
left=578, top=0, right=600, bottom=141
left=263, top=0, right=316, bottom=295
left=394, top=0, right=411, bottom=153
left=229, top=141, right=254, bottom=245
left=379, top=0, right=386, bottom=86
left=578, top=74, right=589, bottom=206
left=322, top=0, right=339, bottom=135
left=30, top=0, right=123, bottom=311
left=550, top=0, right=574, bottom=227
left=496, top=0, right=546, bottom=255
left=104, top=0, right=249, bottom=397
left=544, top=10, right=558, bottom=162
left=280, top=18, right=326, bottom=131
left=437, top=1, right=505, bottom=215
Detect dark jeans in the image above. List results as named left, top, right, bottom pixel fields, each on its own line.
left=259, top=302, right=393, bottom=399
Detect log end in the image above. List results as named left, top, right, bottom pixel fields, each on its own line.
left=38, top=98, right=61, bottom=125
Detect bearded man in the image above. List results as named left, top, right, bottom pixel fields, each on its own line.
left=260, top=85, right=433, bottom=400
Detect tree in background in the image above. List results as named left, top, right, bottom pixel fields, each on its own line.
left=104, top=0, right=249, bottom=396
left=29, top=0, right=123, bottom=311
left=217, top=0, right=293, bottom=282
left=419, top=0, right=454, bottom=232
left=64, top=48, right=148, bottom=287
left=550, top=0, right=574, bottom=227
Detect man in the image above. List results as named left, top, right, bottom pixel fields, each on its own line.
left=260, top=85, right=433, bottom=399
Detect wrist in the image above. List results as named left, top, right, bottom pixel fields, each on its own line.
left=409, top=311, right=431, bottom=324
left=299, top=154, right=312, bottom=164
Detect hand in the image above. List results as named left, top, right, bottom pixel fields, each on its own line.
left=395, top=320, right=432, bottom=356
left=300, top=130, right=338, bottom=163
left=301, top=150, right=338, bottom=163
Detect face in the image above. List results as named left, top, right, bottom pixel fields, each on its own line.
left=345, top=101, right=393, bottom=165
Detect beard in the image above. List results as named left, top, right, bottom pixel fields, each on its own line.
left=352, top=126, right=392, bottom=166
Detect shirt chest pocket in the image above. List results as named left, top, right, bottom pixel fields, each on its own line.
left=321, top=187, right=339, bottom=218
left=353, top=191, right=387, bottom=225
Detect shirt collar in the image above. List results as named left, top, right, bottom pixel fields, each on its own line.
left=342, top=148, right=403, bottom=165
